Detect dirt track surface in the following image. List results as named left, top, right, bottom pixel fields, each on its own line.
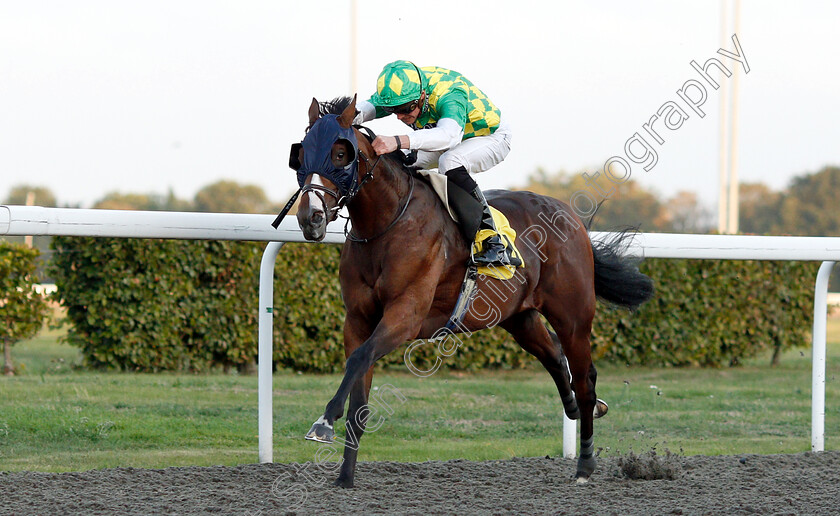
left=4, top=451, right=840, bottom=515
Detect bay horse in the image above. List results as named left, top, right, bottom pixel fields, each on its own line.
left=290, top=95, right=653, bottom=488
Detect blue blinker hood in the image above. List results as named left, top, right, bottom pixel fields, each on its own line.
left=295, top=114, right=359, bottom=196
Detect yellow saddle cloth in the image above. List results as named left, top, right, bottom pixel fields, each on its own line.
left=473, top=207, right=526, bottom=280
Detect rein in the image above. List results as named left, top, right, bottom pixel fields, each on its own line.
left=341, top=126, right=415, bottom=243
left=345, top=170, right=414, bottom=244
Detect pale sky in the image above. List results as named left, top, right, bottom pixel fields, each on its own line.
left=2, top=1, right=839, bottom=212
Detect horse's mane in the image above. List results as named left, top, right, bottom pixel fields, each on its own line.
left=318, top=96, right=356, bottom=117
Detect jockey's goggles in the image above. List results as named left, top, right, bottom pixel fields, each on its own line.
left=383, top=99, right=420, bottom=115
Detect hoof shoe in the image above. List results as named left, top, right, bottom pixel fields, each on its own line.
left=305, top=416, right=335, bottom=443
left=575, top=476, right=590, bottom=485
left=594, top=398, right=609, bottom=419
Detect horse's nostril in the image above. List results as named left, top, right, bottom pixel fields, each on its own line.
left=312, top=211, right=325, bottom=225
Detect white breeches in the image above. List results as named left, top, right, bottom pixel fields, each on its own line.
left=413, top=120, right=512, bottom=174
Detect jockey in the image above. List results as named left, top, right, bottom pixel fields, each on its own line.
left=354, top=60, right=513, bottom=266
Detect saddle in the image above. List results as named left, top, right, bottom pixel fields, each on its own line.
left=414, top=170, right=525, bottom=280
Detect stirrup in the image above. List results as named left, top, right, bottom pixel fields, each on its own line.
left=472, top=235, right=510, bottom=266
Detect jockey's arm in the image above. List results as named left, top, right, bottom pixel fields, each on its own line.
left=407, top=117, right=463, bottom=152
left=370, top=117, right=464, bottom=156
left=358, top=98, right=464, bottom=155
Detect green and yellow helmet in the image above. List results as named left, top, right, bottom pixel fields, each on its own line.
left=370, top=60, right=425, bottom=107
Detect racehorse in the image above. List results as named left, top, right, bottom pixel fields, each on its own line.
left=289, top=95, right=654, bottom=488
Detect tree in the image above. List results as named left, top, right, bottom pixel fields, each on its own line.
left=4, top=185, right=57, bottom=207
left=738, top=182, right=782, bottom=235
left=520, top=168, right=671, bottom=231
left=93, top=189, right=193, bottom=211
left=4, top=185, right=60, bottom=282
left=768, top=166, right=840, bottom=292
left=194, top=180, right=276, bottom=214
left=775, top=166, right=840, bottom=236
left=0, top=241, right=49, bottom=375
left=664, top=191, right=714, bottom=233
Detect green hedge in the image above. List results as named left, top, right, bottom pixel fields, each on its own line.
left=591, top=259, right=817, bottom=367
left=48, top=237, right=816, bottom=372
left=49, top=238, right=261, bottom=371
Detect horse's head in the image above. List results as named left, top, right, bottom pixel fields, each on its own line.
left=290, top=95, right=363, bottom=241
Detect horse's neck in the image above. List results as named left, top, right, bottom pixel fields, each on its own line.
left=346, top=160, right=410, bottom=237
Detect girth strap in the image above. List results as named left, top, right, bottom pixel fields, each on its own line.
left=442, top=265, right=480, bottom=334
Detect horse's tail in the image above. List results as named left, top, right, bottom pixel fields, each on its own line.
left=590, top=229, right=654, bottom=310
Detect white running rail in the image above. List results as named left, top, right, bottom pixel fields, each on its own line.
left=1, top=205, right=836, bottom=461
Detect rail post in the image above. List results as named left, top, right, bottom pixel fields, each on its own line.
left=258, top=241, right=285, bottom=463
left=812, top=261, right=835, bottom=452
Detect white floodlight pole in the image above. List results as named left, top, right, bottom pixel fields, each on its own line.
left=726, top=0, right=741, bottom=235
left=717, top=0, right=730, bottom=234
left=350, top=0, right=358, bottom=95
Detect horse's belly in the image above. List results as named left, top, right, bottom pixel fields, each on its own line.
left=415, top=279, right=533, bottom=340
left=415, top=310, right=454, bottom=340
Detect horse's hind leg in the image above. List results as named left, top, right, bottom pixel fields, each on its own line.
left=543, top=312, right=599, bottom=482
left=500, top=311, right=581, bottom=423
left=547, top=330, right=608, bottom=420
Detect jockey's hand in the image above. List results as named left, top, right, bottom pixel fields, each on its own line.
left=372, top=135, right=403, bottom=155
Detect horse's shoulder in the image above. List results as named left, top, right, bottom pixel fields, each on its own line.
left=411, top=172, right=455, bottom=215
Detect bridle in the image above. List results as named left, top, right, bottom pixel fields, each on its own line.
left=298, top=147, right=416, bottom=244
left=337, top=126, right=416, bottom=243
left=301, top=145, right=381, bottom=221
left=273, top=122, right=415, bottom=243
left=322, top=142, right=415, bottom=244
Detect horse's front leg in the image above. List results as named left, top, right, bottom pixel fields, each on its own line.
left=320, top=308, right=418, bottom=425
left=336, top=318, right=376, bottom=488
left=332, top=368, right=374, bottom=488
left=305, top=301, right=425, bottom=471
left=304, top=317, right=371, bottom=444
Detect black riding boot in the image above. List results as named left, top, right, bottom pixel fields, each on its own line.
left=470, top=186, right=511, bottom=266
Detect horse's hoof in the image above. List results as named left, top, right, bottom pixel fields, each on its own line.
left=594, top=398, right=609, bottom=419
left=334, top=477, right=354, bottom=489
left=576, top=455, right=596, bottom=480
left=304, top=416, right=335, bottom=443
left=574, top=475, right=590, bottom=485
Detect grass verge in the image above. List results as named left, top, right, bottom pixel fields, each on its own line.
left=1, top=318, right=838, bottom=472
